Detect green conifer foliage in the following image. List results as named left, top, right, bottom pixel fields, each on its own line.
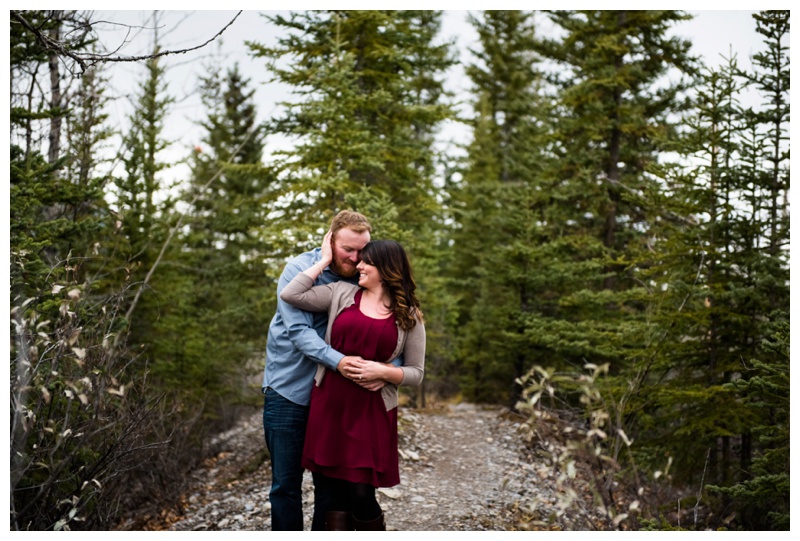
left=703, top=11, right=789, bottom=530
left=449, top=10, right=552, bottom=403
left=604, top=11, right=789, bottom=530
left=248, top=10, right=454, bottom=250
left=166, top=63, right=275, bottom=405
left=517, top=10, right=695, bottom=381
left=111, top=49, right=177, bottom=371
left=629, top=53, right=757, bottom=487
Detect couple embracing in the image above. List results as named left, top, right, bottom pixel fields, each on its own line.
left=261, top=210, right=425, bottom=531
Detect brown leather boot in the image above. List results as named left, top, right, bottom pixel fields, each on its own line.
left=352, top=512, right=386, bottom=531
left=325, top=511, right=353, bottom=530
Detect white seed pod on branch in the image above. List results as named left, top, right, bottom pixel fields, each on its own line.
left=613, top=513, right=629, bottom=526
left=67, top=328, right=82, bottom=345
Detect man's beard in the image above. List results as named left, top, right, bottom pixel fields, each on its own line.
left=331, top=258, right=358, bottom=278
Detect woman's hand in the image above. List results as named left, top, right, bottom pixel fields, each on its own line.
left=353, top=359, right=386, bottom=381
left=352, top=360, right=387, bottom=391
left=339, top=357, right=385, bottom=391
left=350, top=359, right=404, bottom=386
left=356, top=379, right=386, bottom=392
left=304, top=230, right=334, bottom=279
left=319, top=229, right=334, bottom=268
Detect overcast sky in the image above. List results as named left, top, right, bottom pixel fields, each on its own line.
left=89, top=9, right=765, bottom=176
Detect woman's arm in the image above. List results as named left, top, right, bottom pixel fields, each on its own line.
left=397, top=322, right=425, bottom=386
left=356, top=362, right=405, bottom=385
left=279, top=273, right=335, bottom=312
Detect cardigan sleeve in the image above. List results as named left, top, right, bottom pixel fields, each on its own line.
left=398, top=321, right=425, bottom=387
left=279, top=272, right=335, bottom=312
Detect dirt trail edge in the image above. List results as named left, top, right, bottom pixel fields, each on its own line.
left=118, top=402, right=599, bottom=531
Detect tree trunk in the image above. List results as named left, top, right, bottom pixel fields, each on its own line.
left=47, top=10, right=63, bottom=165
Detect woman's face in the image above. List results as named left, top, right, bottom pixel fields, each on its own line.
left=356, top=259, right=382, bottom=290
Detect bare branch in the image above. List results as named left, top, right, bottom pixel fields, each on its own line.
left=11, top=10, right=243, bottom=74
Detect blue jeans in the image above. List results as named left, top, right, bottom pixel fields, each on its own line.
left=263, top=388, right=333, bottom=531
left=263, top=388, right=308, bottom=530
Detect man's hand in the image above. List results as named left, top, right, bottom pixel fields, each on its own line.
left=337, top=355, right=365, bottom=378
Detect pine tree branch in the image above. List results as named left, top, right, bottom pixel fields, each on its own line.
left=600, top=172, right=699, bottom=227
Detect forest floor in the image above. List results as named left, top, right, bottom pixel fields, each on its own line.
left=114, top=402, right=614, bottom=532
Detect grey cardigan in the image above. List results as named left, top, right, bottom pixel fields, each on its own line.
left=280, top=273, right=425, bottom=410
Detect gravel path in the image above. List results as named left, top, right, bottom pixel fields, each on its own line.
left=117, top=402, right=602, bottom=531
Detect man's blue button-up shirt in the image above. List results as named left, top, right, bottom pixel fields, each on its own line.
left=262, top=248, right=350, bottom=406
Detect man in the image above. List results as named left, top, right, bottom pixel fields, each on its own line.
left=262, top=210, right=385, bottom=531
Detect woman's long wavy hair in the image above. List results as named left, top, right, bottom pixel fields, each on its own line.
left=360, top=240, right=423, bottom=331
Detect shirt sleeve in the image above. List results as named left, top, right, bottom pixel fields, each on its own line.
left=277, top=261, right=344, bottom=372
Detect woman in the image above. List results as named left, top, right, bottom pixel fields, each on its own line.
left=279, top=232, right=425, bottom=531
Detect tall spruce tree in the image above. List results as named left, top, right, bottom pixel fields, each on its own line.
left=628, top=52, right=757, bottom=489
left=164, top=63, right=275, bottom=406
left=247, top=10, right=453, bottom=251
left=517, top=9, right=695, bottom=380
left=704, top=10, right=790, bottom=530
left=449, top=10, right=553, bottom=403
left=112, top=43, right=177, bottom=371
left=61, top=66, right=114, bottom=264
left=391, top=10, right=459, bottom=402
left=594, top=10, right=789, bottom=530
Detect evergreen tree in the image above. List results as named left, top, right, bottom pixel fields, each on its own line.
left=448, top=10, right=553, bottom=403
left=628, top=52, right=757, bottom=489
left=519, top=9, right=695, bottom=379
left=163, top=63, right=275, bottom=406
left=115, top=51, right=174, bottom=263
left=705, top=10, right=790, bottom=530
left=594, top=10, right=789, bottom=530
left=61, top=66, right=115, bottom=263
left=247, top=10, right=454, bottom=251
left=109, top=43, right=178, bottom=386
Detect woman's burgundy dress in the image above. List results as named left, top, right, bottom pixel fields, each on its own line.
left=302, top=290, right=400, bottom=487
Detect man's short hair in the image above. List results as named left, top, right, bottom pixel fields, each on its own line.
left=330, top=210, right=372, bottom=238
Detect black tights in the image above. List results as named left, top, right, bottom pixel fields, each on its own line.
left=314, top=473, right=382, bottom=521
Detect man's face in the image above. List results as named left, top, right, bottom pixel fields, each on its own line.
left=330, top=227, right=370, bottom=278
